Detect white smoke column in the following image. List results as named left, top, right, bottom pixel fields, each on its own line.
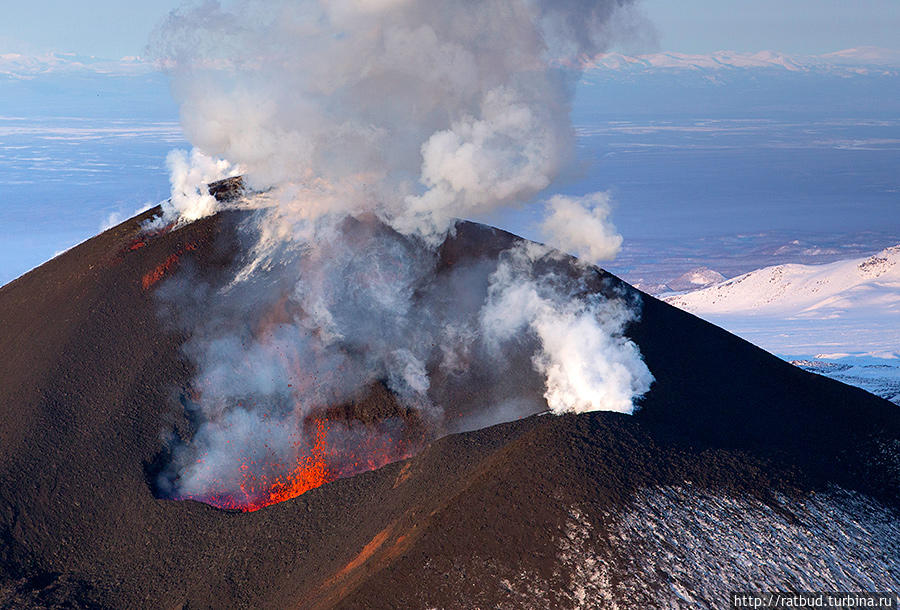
left=481, top=242, right=653, bottom=414
left=541, top=192, right=623, bottom=264
left=159, top=148, right=240, bottom=225
left=150, top=0, right=653, bottom=240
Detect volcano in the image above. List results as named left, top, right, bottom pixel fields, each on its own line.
left=1, top=182, right=898, bottom=608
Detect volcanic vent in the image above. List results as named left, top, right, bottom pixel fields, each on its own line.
left=166, top=382, right=429, bottom=512
left=130, top=0, right=669, bottom=513
left=142, top=178, right=651, bottom=512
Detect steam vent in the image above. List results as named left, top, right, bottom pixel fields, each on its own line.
left=0, top=179, right=898, bottom=607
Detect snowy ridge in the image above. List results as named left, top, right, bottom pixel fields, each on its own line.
left=790, top=355, right=900, bottom=405
left=663, top=267, right=726, bottom=293
left=663, top=245, right=900, bottom=319
left=662, top=246, right=900, bottom=402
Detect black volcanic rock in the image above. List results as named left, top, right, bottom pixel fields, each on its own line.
left=0, top=204, right=898, bottom=608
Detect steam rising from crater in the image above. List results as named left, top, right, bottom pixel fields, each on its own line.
left=152, top=0, right=652, bottom=242
left=150, top=0, right=655, bottom=508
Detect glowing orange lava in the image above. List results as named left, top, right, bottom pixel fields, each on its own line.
left=190, top=416, right=423, bottom=512
left=141, top=243, right=198, bottom=290
left=216, top=419, right=332, bottom=512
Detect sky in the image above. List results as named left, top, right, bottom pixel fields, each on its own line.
left=1, top=0, right=898, bottom=287
left=1, top=0, right=899, bottom=58
left=642, top=0, right=900, bottom=55
left=0, top=1, right=184, bottom=58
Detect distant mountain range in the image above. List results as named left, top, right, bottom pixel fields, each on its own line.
left=576, top=47, right=900, bottom=118
left=587, top=47, right=900, bottom=76
left=5, top=47, right=900, bottom=119
left=3, top=47, right=899, bottom=80
left=0, top=52, right=153, bottom=79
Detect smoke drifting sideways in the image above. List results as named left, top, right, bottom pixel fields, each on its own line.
left=149, top=0, right=656, bottom=509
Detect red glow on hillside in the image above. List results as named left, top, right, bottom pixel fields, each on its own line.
left=192, top=416, right=423, bottom=512
left=210, top=419, right=332, bottom=512
left=141, top=243, right=198, bottom=291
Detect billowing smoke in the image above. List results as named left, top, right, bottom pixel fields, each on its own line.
left=149, top=0, right=655, bottom=509
left=150, top=0, right=651, bottom=240
left=541, top=192, right=623, bottom=264
left=157, top=149, right=241, bottom=226
left=482, top=242, right=652, bottom=414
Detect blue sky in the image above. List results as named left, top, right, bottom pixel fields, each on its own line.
left=0, top=1, right=183, bottom=57
left=1, top=1, right=898, bottom=287
left=1, top=0, right=899, bottom=58
left=642, top=0, right=900, bottom=55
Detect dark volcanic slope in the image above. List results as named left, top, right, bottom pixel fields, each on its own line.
left=1, top=207, right=898, bottom=608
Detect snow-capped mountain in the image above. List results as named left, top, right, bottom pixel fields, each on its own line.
left=663, top=267, right=727, bottom=293
left=664, top=245, right=900, bottom=319
left=663, top=246, right=900, bottom=403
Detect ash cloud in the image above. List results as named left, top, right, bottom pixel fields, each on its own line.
left=151, top=0, right=653, bottom=242
left=149, top=0, right=656, bottom=506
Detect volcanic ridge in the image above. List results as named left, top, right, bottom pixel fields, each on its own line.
left=0, top=180, right=898, bottom=608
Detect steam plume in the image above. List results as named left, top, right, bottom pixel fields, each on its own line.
left=151, top=0, right=651, bottom=241
left=159, top=148, right=240, bottom=226
left=149, top=0, right=655, bottom=507
left=541, top=192, right=623, bottom=264
left=481, top=242, right=651, bottom=414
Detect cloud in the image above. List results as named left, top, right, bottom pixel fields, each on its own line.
left=150, top=0, right=651, bottom=242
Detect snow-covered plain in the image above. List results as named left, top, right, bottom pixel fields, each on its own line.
left=790, top=356, right=900, bottom=405
left=663, top=247, right=900, bottom=403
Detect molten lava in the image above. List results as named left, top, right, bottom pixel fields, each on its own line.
left=214, top=419, right=332, bottom=512
left=142, top=243, right=198, bottom=291
left=191, top=416, right=423, bottom=512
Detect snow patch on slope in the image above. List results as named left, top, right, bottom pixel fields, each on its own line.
left=597, top=486, right=900, bottom=604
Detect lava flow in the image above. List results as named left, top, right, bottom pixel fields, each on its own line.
left=207, top=419, right=331, bottom=512
left=194, top=417, right=423, bottom=512
left=142, top=243, right=198, bottom=291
